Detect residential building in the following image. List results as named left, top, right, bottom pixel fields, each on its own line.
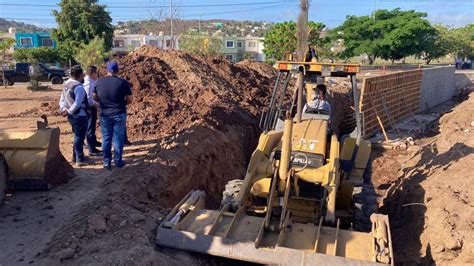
left=112, top=34, right=144, bottom=54
left=15, top=32, right=56, bottom=49
left=143, top=34, right=179, bottom=50
left=112, top=33, right=179, bottom=55
left=222, top=36, right=266, bottom=62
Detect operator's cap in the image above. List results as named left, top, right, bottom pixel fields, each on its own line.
left=107, top=61, right=119, bottom=73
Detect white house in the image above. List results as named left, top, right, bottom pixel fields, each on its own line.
left=112, top=33, right=179, bottom=54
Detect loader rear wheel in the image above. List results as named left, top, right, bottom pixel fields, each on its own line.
left=221, top=179, right=243, bottom=210
left=353, top=159, right=378, bottom=232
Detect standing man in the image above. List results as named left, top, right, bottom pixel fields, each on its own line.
left=84, top=66, right=102, bottom=156
left=59, top=65, right=90, bottom=166
left=94, top=61, right=133, bottom=170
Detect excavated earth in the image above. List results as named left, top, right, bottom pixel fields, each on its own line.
left=32, top=48, right=361, bottom=264
left=33, top=46, right=474, bottom=265
left=371, top=90, right=474, bottom=265
left=37, top=47, right=278, bottom=264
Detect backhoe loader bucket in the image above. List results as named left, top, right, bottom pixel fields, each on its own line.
left=0, top=128, right=73, bottom=190
left=156, top=191, right=394, bottom=265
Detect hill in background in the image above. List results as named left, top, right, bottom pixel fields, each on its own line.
left=116, top=19, right=273, bottom=37
left=0, top=18, right=51, bottom=33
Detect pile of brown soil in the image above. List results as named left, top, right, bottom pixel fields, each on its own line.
left=236, top=59, right=277, bottom=79
left=40, top=47, right=276, bottom=264
left=382, top=93, right=474, bottom=264
left=97, top=46, right=273, bottom=141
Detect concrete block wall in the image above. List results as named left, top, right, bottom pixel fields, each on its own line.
left=419, top=66, right=455, bottom=111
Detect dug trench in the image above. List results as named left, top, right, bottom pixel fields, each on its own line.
left=36, top=47, right=275, bottom=264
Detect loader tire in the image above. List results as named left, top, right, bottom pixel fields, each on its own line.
left=221, top=179, right=243, bottom=210
left=352, top=158, right=378, bottom=232
left=0, top=154, right=8, bottom=207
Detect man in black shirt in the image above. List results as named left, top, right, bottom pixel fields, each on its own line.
left=94, top=61, right=134, bottom=169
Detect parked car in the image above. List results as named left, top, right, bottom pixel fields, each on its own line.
left=462, top=59, right=472, bottom=69
left=0, top=63, right=67, bottom=86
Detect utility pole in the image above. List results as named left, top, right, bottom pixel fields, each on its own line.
left=296, top=0, right=309, bottom=61
left=170, top=0, right=174, bottom=48
left=295, top=0, right=309, bottom=123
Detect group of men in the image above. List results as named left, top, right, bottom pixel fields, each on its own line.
left=59, top=62, right=133, bottom=170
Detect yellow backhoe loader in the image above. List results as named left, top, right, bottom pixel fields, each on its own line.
left=156, top=59, right=393, bottom=265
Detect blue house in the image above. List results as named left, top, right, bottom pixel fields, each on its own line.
left=15, top=32, right=57, bottom=49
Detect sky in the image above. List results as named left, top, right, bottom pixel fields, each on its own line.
left=0, top=0, right=473, bottom=29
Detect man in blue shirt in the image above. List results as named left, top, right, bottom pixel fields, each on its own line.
left=59, top=65, right=90, bottom=166
left=94, top=61, right=133, bottom=170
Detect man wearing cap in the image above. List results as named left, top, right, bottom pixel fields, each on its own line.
left=303, top=83, right=331, bottom=116
left=93, top=61, right=133, bottom=170
left=59, top=65, right=90, bottom=166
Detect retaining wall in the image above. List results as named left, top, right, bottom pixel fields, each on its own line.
left=360, top=70, right=423, bottom=137
left=360, top=66, right=456, bottom=137
left=419, top=66, right=455, bottom=111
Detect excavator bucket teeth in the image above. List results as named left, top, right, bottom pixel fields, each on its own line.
left=156, top=191, right=394, bottom=265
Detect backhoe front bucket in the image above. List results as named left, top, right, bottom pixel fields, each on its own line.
left=156, top=191, right=394, bottom=265
left=0, top=128, right=73, bottom=190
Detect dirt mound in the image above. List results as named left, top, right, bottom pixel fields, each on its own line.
left=382, top=93, right=474, bottom=264
left=236, top=59, right=277, bottom=79
left=41, top=47, right=274, bottom=264
left=97, top=46, right=273, bottom=141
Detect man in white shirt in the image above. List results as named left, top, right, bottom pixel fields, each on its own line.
left=303, top=84, right=331, bottom=116
left=84, top=66, right=102, bottom=156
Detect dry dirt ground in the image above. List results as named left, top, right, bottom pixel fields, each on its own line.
left=0, top=58, right=472, bottom=265
left=0, top=84, right=163, bottom=265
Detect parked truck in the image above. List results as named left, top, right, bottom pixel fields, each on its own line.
left=0, top=63, right=67, bottom=86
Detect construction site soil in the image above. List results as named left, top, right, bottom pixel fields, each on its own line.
left=35, top=47, right=279, bottom=264
left=372, top=91, right=474, bottom=265
left=1, top=47, right=472, bottom=265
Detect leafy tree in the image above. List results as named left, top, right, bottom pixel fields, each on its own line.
left=179, top=30, right=222, bottom=56
left=13, top=47, right=63, bottom=63
left=263, top=21, right=326, bottom=61
left=335, top=15, right=378, bottom=64
left=0, top=37, right=16, bottom=88
left=452, top=24, right=474, bottom=59
left=336, top=9, right=437, bottom=64
left=52, top=0, right=113, bottom=60
left=75, top=36, right=110, bottom=68
left=418, top=24, right=454, bottom=64
left=377, top=10, right=435, bottom=63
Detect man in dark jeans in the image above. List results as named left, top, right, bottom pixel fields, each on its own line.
left=84, top=66, right=102, bottom=156
left=94, top=61, right=133, bottom=170
left=59, top=65, right=90, bottom=166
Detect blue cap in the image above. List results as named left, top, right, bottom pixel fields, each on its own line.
left=107, top=61, right=119, bottom=73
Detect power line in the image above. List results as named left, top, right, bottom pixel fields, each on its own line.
left=0, top=1, right=289, bottom=8
left=0, top=3, right=295, bottom=23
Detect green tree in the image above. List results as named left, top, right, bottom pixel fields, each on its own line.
left=52, top=0, right=113, bottom=60
left=179, top=30, right=222, bottom=56
left=377, top=10, right=435, bottom=63
left=452, top=24, right=474, bottom=59
left=13, top=47, right=63, bottom=63
left=263, top=21, right=326, bottom=61
left=418, top=24, right=454, bottom=64
left=336, top=9, right=437, bottom=64
left=0, top=37, right=16, bottom=88
left=75, top=36, right=110, bottom=68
